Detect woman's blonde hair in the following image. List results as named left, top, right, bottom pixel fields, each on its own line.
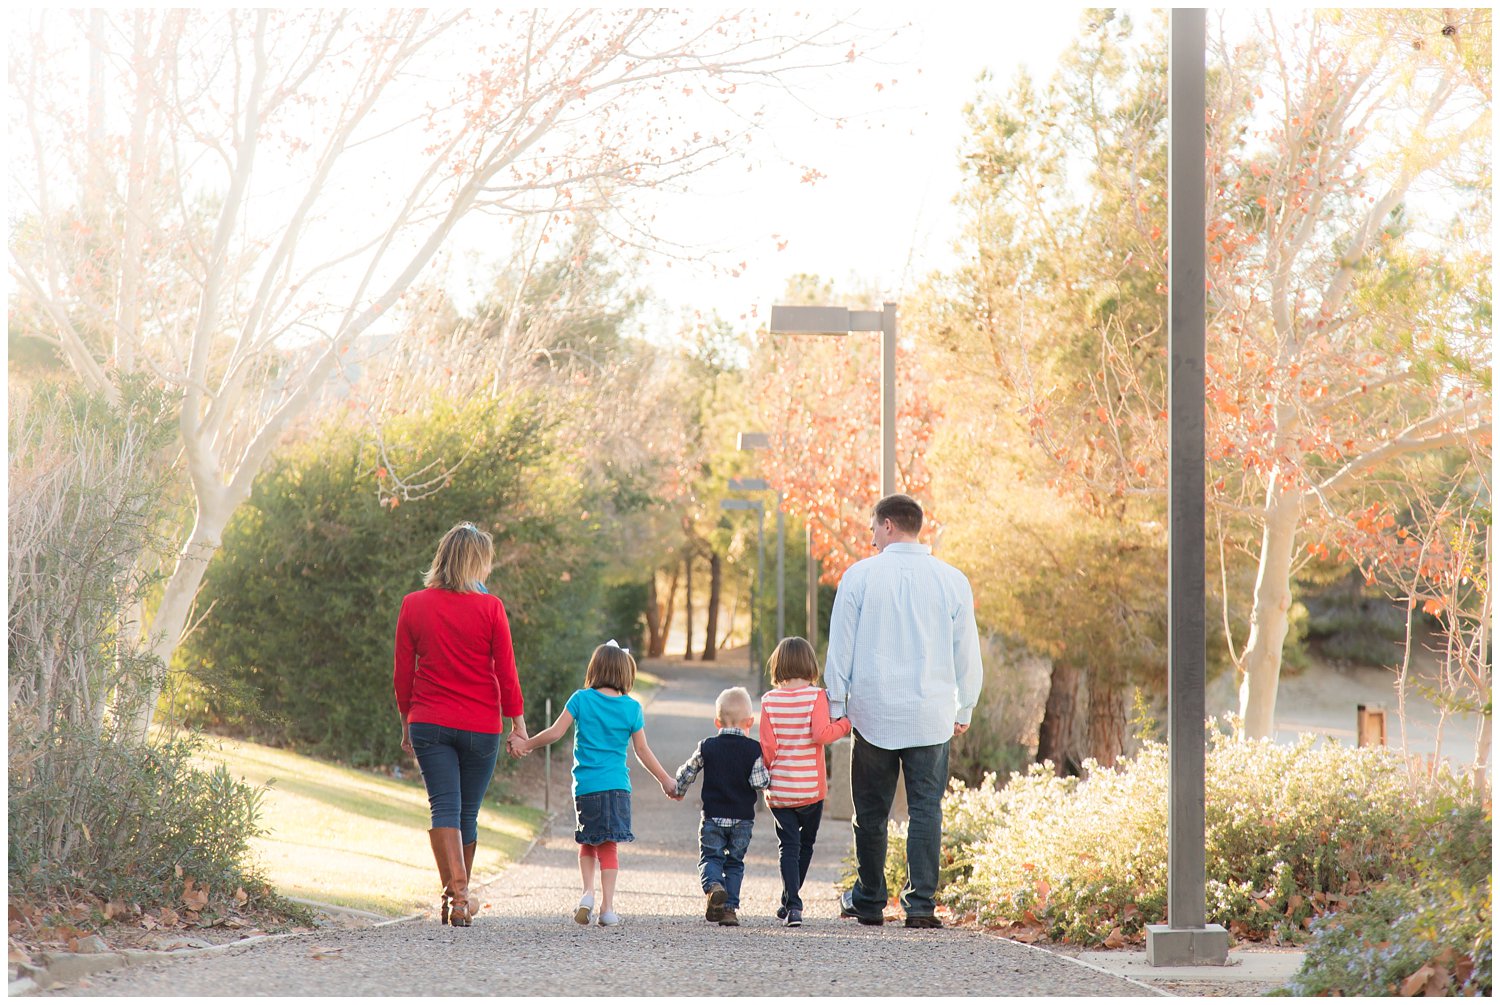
left=423, top=522, right=494, bottom=592
left=585, top=644, right=637, bottom=693
left=767, top=636, right=819, bottom=684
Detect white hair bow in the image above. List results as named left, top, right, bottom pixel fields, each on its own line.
left=605, top=638, right=630, bottom=654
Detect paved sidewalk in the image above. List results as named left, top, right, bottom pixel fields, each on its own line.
left=47, top=657, right=1152, bottom=997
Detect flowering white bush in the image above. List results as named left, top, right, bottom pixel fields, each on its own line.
left=930, top=719, right=1478, bottom=946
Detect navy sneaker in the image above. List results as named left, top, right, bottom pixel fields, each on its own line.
left=784, top=908, right=803, bottom=927
left=839, top=889, right=884, bottom=926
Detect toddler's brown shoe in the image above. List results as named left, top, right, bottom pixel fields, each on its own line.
left=705, top=883, right=727, bottom=922
left=718, top=907, right=739, bottom=927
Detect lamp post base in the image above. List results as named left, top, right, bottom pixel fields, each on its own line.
left=1145, top=924, right=1230, bottom=966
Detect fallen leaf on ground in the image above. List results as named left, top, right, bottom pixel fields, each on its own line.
left=182, top=879, right=209, bottom=912
left=310, top=945, right=345, bottom=960
left=1400, top=965, right=1434, bottom=996
left=158, top=907, right=179, bottom=928
left=1103, top=927, right=1125, bottom=949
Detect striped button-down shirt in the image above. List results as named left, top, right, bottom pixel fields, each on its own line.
left=825, top=542, right=984, bottom=749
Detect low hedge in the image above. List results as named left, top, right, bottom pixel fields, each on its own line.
left=876, top=721, right=1487, bottom=974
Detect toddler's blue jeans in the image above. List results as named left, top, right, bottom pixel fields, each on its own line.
left=697, top=817, right=754, bottom=909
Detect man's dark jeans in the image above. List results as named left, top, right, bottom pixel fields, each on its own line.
left=848, top=729, right=949, bottom=920
left=409, top=722, right=501, bottom=846
left=770, top=801, right=823, bottom=912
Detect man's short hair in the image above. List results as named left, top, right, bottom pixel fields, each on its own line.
left=874, top=494, right=923, bottom=535
left=715, top=686, right=753, bottom=724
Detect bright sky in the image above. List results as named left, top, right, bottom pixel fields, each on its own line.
left=439, top=7, right=1081, bottom=340
left=631, top=6, right=1077, bottom=335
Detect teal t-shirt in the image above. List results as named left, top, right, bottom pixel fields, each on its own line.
left=565, top=688, right=645, bottom=796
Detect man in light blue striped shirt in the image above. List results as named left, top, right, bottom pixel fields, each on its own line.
left=826, top=494, right=983, bottom=928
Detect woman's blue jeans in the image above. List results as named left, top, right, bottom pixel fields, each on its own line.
left=409, top=722, right=500, bottom=845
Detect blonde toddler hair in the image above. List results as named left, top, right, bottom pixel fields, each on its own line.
left=714, top=686, right=753, bottom=725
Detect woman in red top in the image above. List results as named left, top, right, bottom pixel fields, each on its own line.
left=394, top=522, right=527, bottom=926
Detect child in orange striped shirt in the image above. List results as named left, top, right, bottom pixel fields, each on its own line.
left=758, top=636, right=852, bottom=927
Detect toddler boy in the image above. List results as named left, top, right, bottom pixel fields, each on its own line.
left=673, top=686, right=769, bottom=926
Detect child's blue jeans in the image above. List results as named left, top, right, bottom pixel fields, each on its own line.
left=697, top=817, right=754, bottom=909
left=771, top=801, right=823, bottom=912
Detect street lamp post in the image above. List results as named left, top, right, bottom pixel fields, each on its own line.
left=729, top=477, right=781, bottom=647
left=1145, top=7, right=1229, bottom=969
left=731, top=442, right=785, bottom=640
left=767, top=303, right=897, bottom=498
left=721, top=497, right=764, bottom=683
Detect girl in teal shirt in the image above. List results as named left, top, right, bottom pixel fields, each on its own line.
left=514, top=642, right=679, bottom=926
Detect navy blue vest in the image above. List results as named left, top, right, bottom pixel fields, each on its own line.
left=698, top=733, right=762, bottom=820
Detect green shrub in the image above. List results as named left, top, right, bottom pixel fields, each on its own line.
left=1286, top=800, right=1491, bottom=997
left=8, top=382, right=273, bottom=914
left=602, top=580, right=649, bottom=654
left=177, top=394, right=615, bottom=766
left=932, top=721, right=1483, bottom=947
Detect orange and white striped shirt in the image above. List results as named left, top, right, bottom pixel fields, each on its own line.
left=758, top=685, right=852, bottom=808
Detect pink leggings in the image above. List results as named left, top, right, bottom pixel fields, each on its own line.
left=579, top=841, right=619, bottom=870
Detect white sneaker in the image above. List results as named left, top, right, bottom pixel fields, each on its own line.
left=574, top=894, right=594, bottom=925
left=596, top=910, right=622, bottom=927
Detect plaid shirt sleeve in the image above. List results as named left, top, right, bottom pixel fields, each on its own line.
left=749, top=756, right=771, bottom=790
left=673, top=742, right=705, bottom=796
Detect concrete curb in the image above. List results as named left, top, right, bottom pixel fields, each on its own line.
left=979, top=932, right=1175, bottom=997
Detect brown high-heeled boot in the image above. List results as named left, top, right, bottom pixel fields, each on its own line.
left=463, top=841, right=478, bottom=919
left=428, top=827, right=470, bottom=925
left=428, top=828, right=454, bottom=923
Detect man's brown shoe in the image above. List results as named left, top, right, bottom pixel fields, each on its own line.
left=718, top=907, right=739, bottom=927
left=904, top=915, right=943, bottom=929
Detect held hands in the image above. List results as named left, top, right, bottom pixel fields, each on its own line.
left=659, top=776, right=684, bottom=801
left=506, top=733, right=530, bottom=758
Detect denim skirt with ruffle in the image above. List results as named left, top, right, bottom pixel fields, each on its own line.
left=574, top=788, right=634, bottom=844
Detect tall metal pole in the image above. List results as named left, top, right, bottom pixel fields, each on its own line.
left=806, top=526, right=818, bottom=650
left=775, top=492, right=785, bottom=641
left=880, top=302, right=898, bottom=498
left=1147, top=7, right=1227, bottom=967
left=749, top=503, right=764, bottom=682
left=544, top=697, right=552, bottom=816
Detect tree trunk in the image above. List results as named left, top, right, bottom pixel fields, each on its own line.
left=127, top=505, right=231, bottom=738
left=1036, top=661, right=1083, bottom=777
left=1238, top=492, right=1300, bottom=739
left=683, top=552, right=695, bottom=660
left=644, top=572, right=664, bottom=658
left=654, top=561, right=679, bottom=659
left=1087, top=676, right=1127, bottom=769
left=719, top=576, right=742, bottom=650
left=702, top=551, right=722, bottom=661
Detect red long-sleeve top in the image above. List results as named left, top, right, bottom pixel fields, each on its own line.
left=393, top=587, right=523, bottom=733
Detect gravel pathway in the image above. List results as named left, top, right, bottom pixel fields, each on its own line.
left=48, top=657, right=1153, bottom=997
